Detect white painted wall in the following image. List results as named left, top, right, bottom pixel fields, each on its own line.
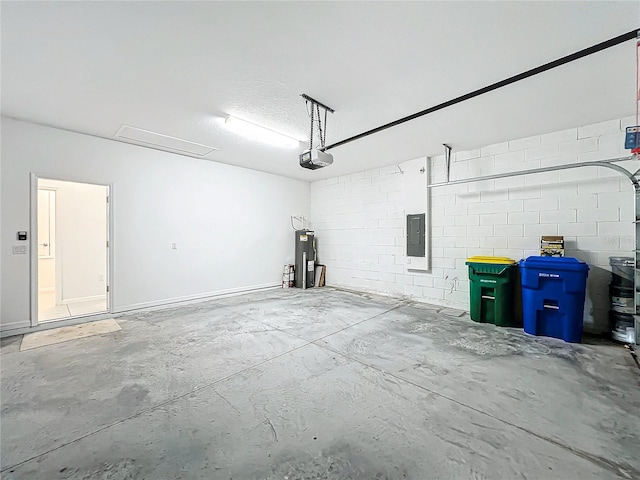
left=310, top=116, right=638, bottom=333
left=39, top=179, right=108, bottom=302
left=1, top=117, right=310, bottom=331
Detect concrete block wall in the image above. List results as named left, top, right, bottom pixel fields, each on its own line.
left=310, top=116, right=638, bottom=333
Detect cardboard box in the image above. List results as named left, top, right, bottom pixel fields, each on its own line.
left=540, top=235, right=564, bottom=257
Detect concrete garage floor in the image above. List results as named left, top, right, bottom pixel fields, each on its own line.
left=1, top=288, right=639, bottom=479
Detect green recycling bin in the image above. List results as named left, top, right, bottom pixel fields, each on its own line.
left=465, top=256, right=519, bottom=327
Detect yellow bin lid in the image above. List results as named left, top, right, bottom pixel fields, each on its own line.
left=466, top=256, right=516, bottom=265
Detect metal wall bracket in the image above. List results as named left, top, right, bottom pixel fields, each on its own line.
left=443, top=144, right=452, bottom=183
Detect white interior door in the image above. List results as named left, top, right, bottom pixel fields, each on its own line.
left=37, top=189, right=55, bottom=258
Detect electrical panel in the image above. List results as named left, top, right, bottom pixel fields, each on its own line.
left=406, top=214, right=425, bottom=257
left=625, top=126, right=640, bottom=150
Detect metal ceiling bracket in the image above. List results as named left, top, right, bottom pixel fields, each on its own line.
left=300, top=94, right=335, bottom=114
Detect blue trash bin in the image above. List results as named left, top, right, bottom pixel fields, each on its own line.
left=519, top=256, right=589, bottom=343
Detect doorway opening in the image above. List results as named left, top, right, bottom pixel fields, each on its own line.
left=34, top=177, right=110, bottom=323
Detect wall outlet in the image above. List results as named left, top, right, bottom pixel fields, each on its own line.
left=12, top=245, right=27, bottom=255
left=172, top=243, right=178, bottom=250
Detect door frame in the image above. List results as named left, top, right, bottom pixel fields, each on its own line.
left=30, top=173, right=114, bottom=326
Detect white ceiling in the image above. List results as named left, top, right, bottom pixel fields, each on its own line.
left=2, top=1, right=639, bottom=181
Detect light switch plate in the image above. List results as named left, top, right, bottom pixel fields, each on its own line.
left=12, top=245, right=27, bottom=255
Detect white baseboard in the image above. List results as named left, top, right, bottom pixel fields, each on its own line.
left=114, top=283, right=280, bottom=313
left=0, top=320, right=31, bottom=333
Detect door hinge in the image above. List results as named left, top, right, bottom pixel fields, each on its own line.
left=106, top=285, right=109, bottom=292
left=106, top=196, right=110, bottom=203
left=106, top=240, right=109, bottom=248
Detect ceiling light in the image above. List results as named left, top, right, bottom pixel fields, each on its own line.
left=223, top=116, right=302, bottom=149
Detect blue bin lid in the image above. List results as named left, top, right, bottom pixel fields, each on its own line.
left=520, top=256, right=589, bottom=271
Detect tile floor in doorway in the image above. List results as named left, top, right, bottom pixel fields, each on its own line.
left=1, top=287, right=639, bottom=479
left=38, top=290, right=107, bottom=321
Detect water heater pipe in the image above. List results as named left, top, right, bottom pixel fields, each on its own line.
left=302, top=251, right=307, bottom=290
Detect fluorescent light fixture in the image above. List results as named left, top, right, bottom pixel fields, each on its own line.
left=223, top=116, right=302, bottom=149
